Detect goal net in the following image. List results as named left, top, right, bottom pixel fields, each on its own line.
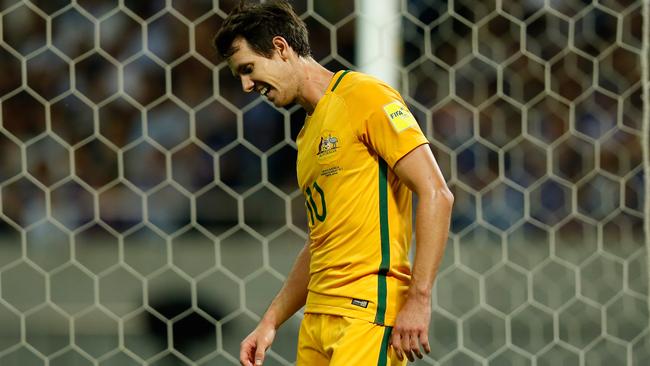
left=0, top=0, right=648, bottom=365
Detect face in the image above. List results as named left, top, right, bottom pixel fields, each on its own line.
left=227, top=37, right=297, bottom=107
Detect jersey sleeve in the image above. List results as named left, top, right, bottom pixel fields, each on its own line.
left=355, top=82, right=429, bottom=168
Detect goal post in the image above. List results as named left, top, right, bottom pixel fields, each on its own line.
left=356, top=0, right=401, bottom=88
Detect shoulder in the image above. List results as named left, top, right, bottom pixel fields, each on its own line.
left=332, top=71, right=401, bottom=107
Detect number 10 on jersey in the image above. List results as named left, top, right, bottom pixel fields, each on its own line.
left=305, top=182, right=326, bottom=225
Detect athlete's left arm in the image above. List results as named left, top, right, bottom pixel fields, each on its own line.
left=391, top=143, right=454, bottom=362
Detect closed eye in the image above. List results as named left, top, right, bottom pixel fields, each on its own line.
left=238, top=64, right=253, bottom=76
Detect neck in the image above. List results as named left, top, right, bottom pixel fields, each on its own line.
left=293, top=57, right=335, bottom=114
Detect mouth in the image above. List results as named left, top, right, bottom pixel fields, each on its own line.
left=257, top=83, right=271, bottom=97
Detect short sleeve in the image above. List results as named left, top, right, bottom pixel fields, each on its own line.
left=356, top=83, right=429, bottom=168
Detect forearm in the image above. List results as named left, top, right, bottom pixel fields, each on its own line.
left=408, top=187, right=453, bottom=299
left=260, top=241, right=311, bottom=329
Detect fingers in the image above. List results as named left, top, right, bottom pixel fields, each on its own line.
left=239, top=340, right=255, bottom=366
left=410, top=333, right=423, bottom=359
left=240, top=324, right=276, bottom=366
left=254, top=344, right=266, bottom=366
left=391, top=332, right=404, bottom=361
left=391, top=330, right=431, bottom=362
left=391, top=332, right=416, bottom=362
left=239, top=342, right=267, bottom=366
left=240, top=337, right=268, bottom=366
left=420, top=331, right=431, bottom=354
left=401, top=333, right=415, bottom=362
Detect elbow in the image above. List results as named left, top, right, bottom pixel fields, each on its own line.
left=437, top=186, right=454, bottom=210
left=420, top=184, right=454, bottom=210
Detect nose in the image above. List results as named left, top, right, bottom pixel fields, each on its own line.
left=240, top=76, right=254, bottom=93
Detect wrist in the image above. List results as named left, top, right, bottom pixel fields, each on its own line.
left=407, top=285, right=432, bottom=303
left=260, top=313, right=280, bottom=330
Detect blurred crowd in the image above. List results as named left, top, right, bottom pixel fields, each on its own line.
left=0, top=0, right=645, bottom=241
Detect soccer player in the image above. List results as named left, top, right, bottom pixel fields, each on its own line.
left=214, top=1, right=453, bottom=365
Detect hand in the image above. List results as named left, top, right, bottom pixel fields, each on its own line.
left=390, top=294, right=432, bottom=362
left=240, top=321, right=276, bottom=366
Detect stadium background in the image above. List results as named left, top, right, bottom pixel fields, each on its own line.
left=0, top=0, right=648, bottom=365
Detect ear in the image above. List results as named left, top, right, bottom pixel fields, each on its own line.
left=272, top=36, right=291, bottom=60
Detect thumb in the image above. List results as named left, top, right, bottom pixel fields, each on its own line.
left=254, top=341, right=266, bottom=365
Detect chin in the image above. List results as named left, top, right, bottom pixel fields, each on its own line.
left=271, top=98, right=294, bottom=109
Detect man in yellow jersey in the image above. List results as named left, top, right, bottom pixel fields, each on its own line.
left=214, top=1, right=454, bottom=365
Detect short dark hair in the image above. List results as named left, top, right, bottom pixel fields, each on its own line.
left=213, top=0, right=311, bottom=59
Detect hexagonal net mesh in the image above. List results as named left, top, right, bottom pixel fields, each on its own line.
left=0, top=0, right=648, bottom=365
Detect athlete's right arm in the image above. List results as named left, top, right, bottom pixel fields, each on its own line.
left=240, top=240, right=311, bottom=366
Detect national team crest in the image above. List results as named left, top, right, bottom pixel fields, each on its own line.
left=316, top=132, right=340, bottom=162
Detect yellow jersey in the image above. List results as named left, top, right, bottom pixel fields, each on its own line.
left=296, top=70, right=429, bottom=326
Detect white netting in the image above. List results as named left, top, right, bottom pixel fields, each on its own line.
left=0, top=0, right=648, bottom=365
